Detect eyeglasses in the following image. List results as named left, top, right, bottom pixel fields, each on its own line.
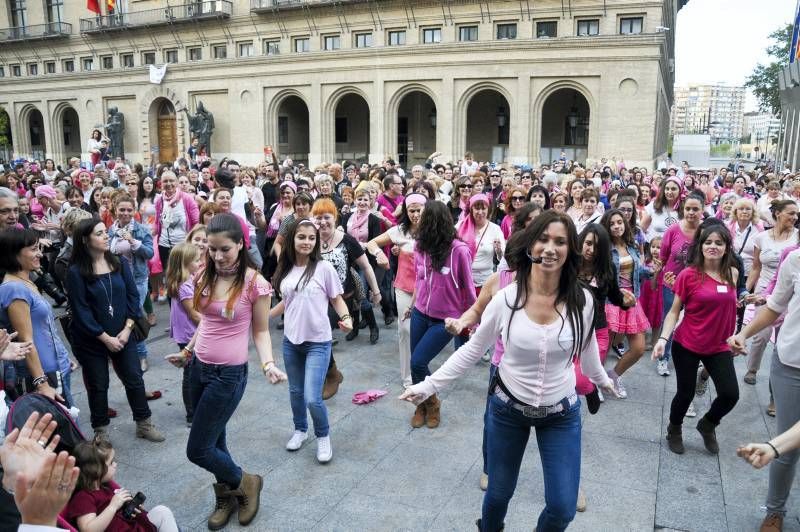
left=490, top=174, right=500, bottom=178
left=511, top=196, right=525, bottom=201
left=618, top=208, right=634, bottom=213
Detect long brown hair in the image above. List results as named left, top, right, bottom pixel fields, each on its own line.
left=73, top=439, right=114, bottom=491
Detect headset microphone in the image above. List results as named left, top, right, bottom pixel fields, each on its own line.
left=526, top=251, right=544, bottom=264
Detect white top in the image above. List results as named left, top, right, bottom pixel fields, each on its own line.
left=644, top=202, right=678, bottom=242
left=753, top=228, right=799, bottom=294
left=413, top=284, right=612, bottom=407
left=231, top=186, right=256, bottom=237
left=386, top=225, right=415, bottom=253
left=766, top=249, right=800, bottom=369
left=731, top=222, right=760, bottom=277
left=454, top=220, right=505, bottom=286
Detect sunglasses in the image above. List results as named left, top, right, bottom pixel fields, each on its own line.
left=460, top=184, right=473, bottom=189
left=511, top=196, right=525, bottom=201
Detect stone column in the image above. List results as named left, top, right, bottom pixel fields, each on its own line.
left=438, top=76, right=455, bottom=163
left=308, top=81, right=324, bottom=167
left=508, top=76, right=530, bottom=165
left=369, top=79, right=384, bottom=164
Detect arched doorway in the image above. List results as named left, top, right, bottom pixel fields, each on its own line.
left=28, top=109, right=46, bottom=160
left=539, top=88, right=590, bottom=165
left=465, top=89, right=510, bottom=163
left=61, top=106, right=81, bottom=161
left=0, top=109, right=12, bottom=163
left=149, top=98, right=177, bottom=164
left=277, top=95, right=309, bottom=165
left=397, top=91, right=436, bottom=167
left=334, top=93, right=369, bottom=164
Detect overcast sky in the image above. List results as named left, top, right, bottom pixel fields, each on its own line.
left=675, top=0, right=797, bottom=111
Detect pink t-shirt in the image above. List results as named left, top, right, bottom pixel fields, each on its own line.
left=660, top=223, right=694, bottom=276
left=673, top=268, right=737, bottom=354
left=280, top=260, right=343, bottom=344
left=194, top=271, right=273, bottom=365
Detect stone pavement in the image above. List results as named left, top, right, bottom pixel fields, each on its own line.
left=66, top=309, right=800, bottom=532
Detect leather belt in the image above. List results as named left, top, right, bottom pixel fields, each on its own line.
left=493, top=386, right=577, bottom=418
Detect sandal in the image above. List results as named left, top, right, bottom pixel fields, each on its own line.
left=146, top=391, right=163, bottom=401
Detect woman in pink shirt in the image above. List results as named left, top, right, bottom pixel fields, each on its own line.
left=654, top=220, right=740, bottom=456
left=165, top=213, right=286, bottom=530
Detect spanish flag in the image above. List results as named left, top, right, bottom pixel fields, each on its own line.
left=87, top=0, right=100, bottom=13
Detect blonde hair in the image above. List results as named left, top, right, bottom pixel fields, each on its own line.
left=61, top=207, right=92, bottom=236
left=165, top=242, right=200, bottom=299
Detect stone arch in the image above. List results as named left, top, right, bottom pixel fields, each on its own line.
left=0, top=107, right=13, bottom=162
left=139, top=86, right=186, bottom=166
left=18, top=104, right=46, bottom=160
left=323, top=86, right=372, bottom=164
left=457, top=82, right=514, bottom=163
left=385, top=83, right=439, bottom=165
left=532, top=80, right=596, bottom=165
left=51, top=102, right=81, bottom=165
left=267, top=89, right=310, bottom=163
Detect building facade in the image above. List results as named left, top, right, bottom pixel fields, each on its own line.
left=743, top=111, right=781, bottom=160
left=0, top=0, right=684, bottom=170
left=670, top=84, right=745, bottom=145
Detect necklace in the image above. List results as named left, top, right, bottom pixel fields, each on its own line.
left=98, top=273, right=114, bottom=317
left=321, top=231, right=336, bottom=250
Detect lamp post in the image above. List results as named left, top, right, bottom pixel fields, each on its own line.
left=428, top=108, right=436, bottom=129
left=496, top=107, right=507, bottom=127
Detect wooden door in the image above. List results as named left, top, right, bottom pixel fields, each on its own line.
left=157, top=117, right=177, bottom=163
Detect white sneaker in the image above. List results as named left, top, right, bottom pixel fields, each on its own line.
left=695, top=370, right=708, bottom=397
left=685, top=402, right=697, bottom=418
left=657, top=360, right=670, bottom=376
left=597, top=388, right=605, bottom=403
left=316, top=435, right=332, bottom=463
left=286, top=430, right=308, bottom=451
left=613, top=376, right=628, bottom=399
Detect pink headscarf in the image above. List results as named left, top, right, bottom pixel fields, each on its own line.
left=457, top=193, right=490, bottom=258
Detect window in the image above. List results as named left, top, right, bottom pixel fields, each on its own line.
left=354, top=32, right=372, bottom=48
left=143, top=52, right=156, bottom=65
left=335, top=117, right=347, bottom=143
left=496, top=23, right=517, bottom=40
left=188, top=47, right=202, bottom=61
left=293, top=37, right=310, bottom=53
left=388, top=30, right=406, bottom=46
left=619, top=16, right=643, bottom=35
left=278, top=116, right=289, bottom=144
left=46, top=0, right=64, bottom=24
left=212, top=44, right=227, bottom=59
left=122, top=53, right=134, bottom=68
left=422, top=28, right=442, bottom=44
left=11, top=65, right=21, bottom=77
left=536, top=21, right=557, bottom=38
left=10, top=0, right=26, bottom=28
left=100, top=55, right=113, bottom=69
left=45, top=61, right=55, bottom=74
left=459, top=25, right=478, bottom=41
left=165, top=49, right=178, bottom=63
left=577, top=19, right=599, bottom=36
left=27, top=63, right=37, bottom=75
left=82, top=57, right=93, bottom=71
left=62, top=59, right=74, bottom=72
left=0, top=67, right=4, bottom=78
left=323, top=35, right=340, bottom=51
left=263, top=40, right=280, bottom=55
left=238, top=41, right=254, bottom=57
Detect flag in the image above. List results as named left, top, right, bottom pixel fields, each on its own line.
left=87, top=0, right=100, bottom=13
left=792, top=1, right=800, bottom=63
left=107, top=0, right=115, bottom=12
left=149, top=64, right=168, bottom=84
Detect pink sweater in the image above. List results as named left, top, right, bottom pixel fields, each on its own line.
left=413, top=240, right=476, bottom=320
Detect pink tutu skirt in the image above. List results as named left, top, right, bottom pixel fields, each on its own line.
left=605, top=301, right=650, bottom=334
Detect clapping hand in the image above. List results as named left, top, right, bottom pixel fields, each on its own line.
left=0, top=412, right=61, bottom=495
left=14, top=450, right=79, bottom=527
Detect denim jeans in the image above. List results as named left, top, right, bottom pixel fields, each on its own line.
left=282, top=338, right=331, bottom=437
left=482, top=364, right=498, bottom=474
left=135, top=278, right=149, bottom=360
left=481, top=393, right=582, bottom=532
left=659, top=285, right=675, bottom=362
left=410, top=308, right=454, bottom=384
left=187, top=360, right=248, bottom=487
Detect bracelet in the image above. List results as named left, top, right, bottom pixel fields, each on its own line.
left=125, top=320, right=135, bottom=330
left=32, top=375, right=48, bottom=388
left=262, top=361, right=275, bottom=373
left=181, top=347, right=193, bottom=359
left=339, top=314, right=352, bottom=321
left=658, top=336, right=669, bottom=342
left=766, top=441, right=780, bottom=459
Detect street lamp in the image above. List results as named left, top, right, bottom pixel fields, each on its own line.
left=496, top=107, right=507, bottom=127
left=428, top=108, right=437, bottom=129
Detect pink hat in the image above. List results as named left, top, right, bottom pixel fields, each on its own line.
left=34, top=185, right=57, bottom=199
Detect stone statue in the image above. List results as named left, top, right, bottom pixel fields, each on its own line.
left=106, top=106, right=125, bottom=158
left=182, top=101, right=215, bottom=156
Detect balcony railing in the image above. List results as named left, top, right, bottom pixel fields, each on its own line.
left=80, top=0, right=232, bottom=34
left=0, top=22, right=72, bottom=42
left=251, top=0, right=363, bottom=12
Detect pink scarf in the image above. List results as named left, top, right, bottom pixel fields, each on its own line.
left=347, top=210, right=370, bottom=243
left=457, top=194, right=489, bottom=258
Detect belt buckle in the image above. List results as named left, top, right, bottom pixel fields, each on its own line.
left=522, top=405, right=547, bottom=418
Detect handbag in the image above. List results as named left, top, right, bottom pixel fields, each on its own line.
left=349, top=267, right=367, bottom=302
left=131, top=314, right=152, bottom=342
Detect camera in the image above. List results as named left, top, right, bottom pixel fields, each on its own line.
left=121, top=492, right=146, bottom=520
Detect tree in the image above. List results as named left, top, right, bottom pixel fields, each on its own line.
left=0, top=108, right=8, bottom=147
left=745, top=23, right=792, bottom=115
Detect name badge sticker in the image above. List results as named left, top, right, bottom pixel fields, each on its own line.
left=716, top=285, right=728, bottom=293
left=440, top=266, right=451, bottom=275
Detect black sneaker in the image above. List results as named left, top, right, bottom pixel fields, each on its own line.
left=586, top=388, right=601, bottom=415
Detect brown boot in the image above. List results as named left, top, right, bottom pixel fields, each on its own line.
left=230, top=470, right=263, bottom=526
left=425, top=395, right=441, bottom=429
left=208, top=483, right=237, bottom=530
left=696, top=415, right=719, bottom=454
left=760, top=513, right=783, bottom=532
left=322, top=359, right=343, bottom=400
left=135, top=418, right=165, bottom=442
left=410, top=401, right=427, bottom=428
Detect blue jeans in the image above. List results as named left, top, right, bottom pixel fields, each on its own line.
left=482, top=364, right=498, bottom=474
left=659, top=285, right=675, bottom=362
left=481, top=394, right=582, bottom=532
left=135, top=278, right=149, bottom=360
left=186, top=360, right=248, bottom=487
left=410, top=308, right=454, bottom=384
left=282, top=338, right=331, bottom=437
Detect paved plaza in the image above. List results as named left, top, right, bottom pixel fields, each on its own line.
left=68, top=308, right=800, bottom=532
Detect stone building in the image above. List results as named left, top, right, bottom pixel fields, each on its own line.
left=0, top=0, right=685, bottom=169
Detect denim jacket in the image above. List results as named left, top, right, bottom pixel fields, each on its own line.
left=108, top=220, right=154, bottom=283
left=610, top=244, right=651, bottom=298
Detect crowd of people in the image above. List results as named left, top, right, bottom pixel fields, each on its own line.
left=0, top=149, right=799, bottom=531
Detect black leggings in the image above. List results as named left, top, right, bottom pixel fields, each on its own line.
left=669, top=340, right=739, bottom=426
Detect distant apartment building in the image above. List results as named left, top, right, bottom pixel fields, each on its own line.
left=671, top=84, right=745, bottom=144
left=743, top=111, right=781, bottom=157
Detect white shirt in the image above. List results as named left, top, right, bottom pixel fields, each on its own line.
left=414, top=284, right=612, bottom=407
left=767, top=249, right=800, bottom=369
left=644, top=202, right=679, bottom=242
left=753, top=229, right=799, bottom=294
left=464, top=222, right=505, bottom=286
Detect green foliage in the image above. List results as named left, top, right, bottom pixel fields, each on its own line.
left=710, top=143, right=733, bottom=156
left=0, top=108, right=8, bottom=147
left=744, top=24, right=792, bottom=115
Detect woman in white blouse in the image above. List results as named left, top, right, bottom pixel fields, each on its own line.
left=401, top=210, right=616, bottom=532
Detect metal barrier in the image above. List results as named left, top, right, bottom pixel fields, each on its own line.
left=80, top=1, right=232, bottom=33
left=0, top=22, right=72, bottom=42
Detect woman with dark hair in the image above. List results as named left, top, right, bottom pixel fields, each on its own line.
left=366, top=194, right=426, bottom=388
left=271, top=192, right=313, bottom=261
left=0, top=228, right=71, bottom=404
left=654, top=222, right=740, bottom=455
left=88, top=186, right=104, bottom=215
left=641, top=177, right=681, bottom=242
left=87, top=129, right=104, bottom=167
left=511, top=203, right=542, bottom=233
left=166, top=213, right=285, bottom=530
left=66, top=217, right=163, bottom=442
left=403, top=201, right=476, bottom=429
left=402, top=210, right=616, bottom=531
left=526, top=184, right=551, bottom=210
left=565, top=178, right=587, bottom=221
left=137, top=174, right=157, bottom=207
left=42, top=158, right=59, bottom=184
left=450, top=175, right=473, bottom=223
left=270, top=219, right=351, bottom=464
left=615, top=192, right=646, bottom=255
left=65, top=185, right=90, bottom=212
